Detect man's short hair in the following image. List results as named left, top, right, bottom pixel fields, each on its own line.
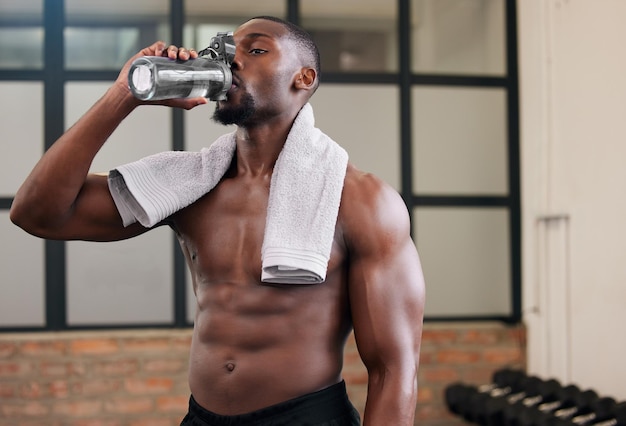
left=247, top=16, right=321, bottom=89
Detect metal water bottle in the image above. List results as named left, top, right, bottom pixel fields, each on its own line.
left=128, top=31, right=235, bottom=101
left=128, top=57, right=232, bottom=101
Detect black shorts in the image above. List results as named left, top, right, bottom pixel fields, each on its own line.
left=180, top=380, right=361, bottom=426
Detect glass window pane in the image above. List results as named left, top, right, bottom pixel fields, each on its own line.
left=411, top=0, right=505, bottom=75
left=65, top=0, right=170, bottom=70
left=302, top=0, right=397, bottom=73
left=65, top=82, right=171, bottom=172
left=412, top=86, right=508, bottom=195
left=414, top=207, right=511, bottom=317
left=0, top=212, right=45, bottom=327
left=0, top=28, right=44, bottom=69
left=0, top=0, right=42, bottom=17
left=184, top=0, right=285, bottom=50
left=0, top=0, right=43, bottom=69
left=0, top=82, right=44, bottom=197
left=185, top=0, right=285, bottom=19
left=311, top=84, right=401, bottom=191
left=65, top=27, right=141, bottom=70
left=67, top=228, right=173, bottom=326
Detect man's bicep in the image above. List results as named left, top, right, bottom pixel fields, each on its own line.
left=341, top=171, right=425, bottom=370
left=52, top=174, right=148, bottom=241
left=349, top=239, right=425, bottom=370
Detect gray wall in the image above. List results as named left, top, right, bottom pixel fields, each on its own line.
left=519, top=0, right=626, bottom=400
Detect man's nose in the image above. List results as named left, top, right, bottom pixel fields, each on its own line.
left=230, top=55, right=242, bottom=71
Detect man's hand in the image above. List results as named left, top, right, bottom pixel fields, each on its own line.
left=115, top=41, right=209, bottom=110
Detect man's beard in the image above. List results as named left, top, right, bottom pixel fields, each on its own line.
left=212, top=92, right=256, bottom=126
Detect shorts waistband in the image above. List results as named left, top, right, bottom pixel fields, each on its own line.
left=187, top=381, right=354, bottom=425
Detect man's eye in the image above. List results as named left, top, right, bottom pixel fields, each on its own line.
left=249, top=48, right=267, bottom=55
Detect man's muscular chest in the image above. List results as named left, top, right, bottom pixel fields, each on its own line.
left=172, top=176, right=270, bottom=284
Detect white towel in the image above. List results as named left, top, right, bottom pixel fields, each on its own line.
left=107, top=103, right=348, bottom=284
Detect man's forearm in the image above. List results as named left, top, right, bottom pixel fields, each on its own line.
left=362, top=372, right=418, bottom=425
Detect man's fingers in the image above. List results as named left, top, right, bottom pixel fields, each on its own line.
left=153, top=42, right=167, bottom=57
left=163, top=45, right=196, bottom=60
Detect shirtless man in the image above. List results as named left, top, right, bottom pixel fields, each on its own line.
left=10, top=16, right=425, bottom=425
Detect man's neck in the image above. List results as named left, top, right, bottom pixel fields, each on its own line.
left=233, top=118, right=293, bottom=177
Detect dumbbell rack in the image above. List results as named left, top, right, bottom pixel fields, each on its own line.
left=444, top=369, right=626, bottom=426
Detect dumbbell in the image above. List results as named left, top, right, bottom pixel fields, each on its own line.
left=543, top=389, right=600, bottom=424
left=444, top=368, right=521, bottom=415
left=593, top=401, right=626, bottom=426
left=445, top=382, right=474, bottom=416
left=548, top=396, right=616, bottom=426
left=514, top=384, right=581, bottom=426
left=463, top=370, right=527, bottom=425
left=569, top=396, right=617, bottom=425
left=503, top=378, right=563, bottom=426
left=481, top=375, right=545, bottom=426
left=461, top=369, right=528, bottom=423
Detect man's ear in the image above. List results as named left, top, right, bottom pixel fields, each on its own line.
left=294, top=67, right=317, bottom=90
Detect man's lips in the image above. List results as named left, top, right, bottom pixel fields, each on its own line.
left=221, top=73, right=240, bottom=101
left=230, top=74, right=241, bottom=90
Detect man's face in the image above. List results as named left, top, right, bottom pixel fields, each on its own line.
left=213, top=19, right=300, bottom=127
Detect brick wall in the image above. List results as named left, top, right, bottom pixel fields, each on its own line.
left=0, top=322, right=525, bottom=425
left=415, top=322, right=526, bottom=425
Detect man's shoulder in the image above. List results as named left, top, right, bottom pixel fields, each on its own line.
left=341, top=163, right=399, bottom=207
left=339, top=163, right=410, bottom=239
